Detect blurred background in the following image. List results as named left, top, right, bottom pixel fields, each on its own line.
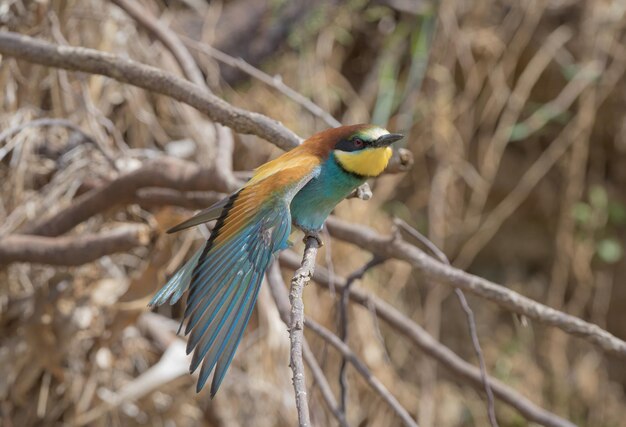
left=1, top=0, right=626, bottom=426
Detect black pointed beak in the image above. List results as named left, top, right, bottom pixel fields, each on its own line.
left=375, top=133, right=404, bottom=147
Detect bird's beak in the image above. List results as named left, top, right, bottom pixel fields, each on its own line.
left=375, top=133, right=404, bottom=147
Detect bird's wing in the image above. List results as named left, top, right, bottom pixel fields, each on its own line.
left=150, top=153, right=320, bottom=395
left=165, top=144, right=312, bottom=234
left=166, top=196, right=231, bottom=234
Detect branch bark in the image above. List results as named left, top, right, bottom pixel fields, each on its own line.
left=288, top=236, right=319, bottom=427
left=0, top=224, right=151, bottom=266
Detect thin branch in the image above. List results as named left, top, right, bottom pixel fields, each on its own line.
left=181, top=35, right=340, bottom=128
left=267, top=259, right=417, bottom=427
left=19, top=157, right=238, bottom=237
left=395, top=218, right=498, bottom=427
left=0, top=31, right=301, bottom=151
left=288, top=237, right=319, bottom=427
left=0, top=224, right=151, bottom=266
left=302, top=342, right=348, bottom=427
left=338, top=256, right=385, bottom=415
left=111, top=0, right=207, bottom=88
left=279, top=251, right=576, bottom=427
left=304, top=317, right=419, bottom=427
left=267, top=262, right=348, bottom=427
left=325, top=217, right=626, bottom=358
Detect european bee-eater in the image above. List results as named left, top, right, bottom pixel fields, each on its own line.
left=149, top=124, right=404, bottom=395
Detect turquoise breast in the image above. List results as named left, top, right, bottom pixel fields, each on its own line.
left=290, top=154, right=365, bottom=233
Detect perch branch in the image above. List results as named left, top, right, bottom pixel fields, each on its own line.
left=288, top=237, right=319, bottom=427
left=267, top=262, right=348, bottom=427
left=0, top=224, right=151, bottom=266
left=268, top=261, right=416, bottom=427
left=7, top=152, right=624, bottom=360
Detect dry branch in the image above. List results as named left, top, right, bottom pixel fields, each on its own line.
left=0, top=224, right=151, bottom=266
left=325, top=217, right=626, bottom=358
left=267, top=260, right=417, bottom=427
left=0, top=31, right=301, bottom=151
left=5, top=148, right=623, bottom=360
left=287, top=237, right=318, bottom=427
left=111, top=0, right=207, bottom=87
left=304, top=316, right=419, bottom=427
left=20, top=157, right=238, bottom=237
left=267, top=262, right=348, bottom=427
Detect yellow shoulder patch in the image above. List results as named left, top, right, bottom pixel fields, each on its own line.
left=334, top=147, right=393, bottom=177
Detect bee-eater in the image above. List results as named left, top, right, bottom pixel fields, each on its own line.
left=149, top=124, right=404, bottom=395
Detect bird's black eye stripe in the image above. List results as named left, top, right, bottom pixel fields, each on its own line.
left=335, top=136, right=368, bottom=152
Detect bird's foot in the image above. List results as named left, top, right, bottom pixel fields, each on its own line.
left=303, top=231, right=324, bottom=247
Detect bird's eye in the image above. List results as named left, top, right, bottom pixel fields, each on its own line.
left=353, top=138, right=364, bottom=148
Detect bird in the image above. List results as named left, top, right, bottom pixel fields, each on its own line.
left=149, top=124, right=404, bottom=396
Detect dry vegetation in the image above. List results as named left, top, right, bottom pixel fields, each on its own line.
left=1, top=0, right=626, bottom=426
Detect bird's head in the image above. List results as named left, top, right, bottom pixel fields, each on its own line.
left=331, top=125, right=404, bottom=177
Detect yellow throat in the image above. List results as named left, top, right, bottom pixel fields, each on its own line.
left=334, top=146, right=393, bottom=177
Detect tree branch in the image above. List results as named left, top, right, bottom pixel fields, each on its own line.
left=111, top=0, right=207, bottom=88
left=19, top=157, right=238, bottom=237
left=267, top=262, right=348, bottom=427
left=288, top=237, right=319, bottom=427
left=0, top=224, right=151, bottom=266
left=304, top=316, right=419, bottom=427
left=325, top=217, right=626, bottom=358
left=0, top=31, right=301, bottom=151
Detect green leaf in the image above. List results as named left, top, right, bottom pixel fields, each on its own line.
left=572, top=202, right=592, bottom=225
left=597, top=238, right=623, bottom=264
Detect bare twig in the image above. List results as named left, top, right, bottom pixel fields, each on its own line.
left=111, top=0, right=207, bottom=88
left=182, top=35, right=340, bottom=128
left=279, top=251, right=576, bottom=427
left=338, top=256, right=385, bottom=415
left=325, top=217, right=626, bottom=358
left=304, top=317, right=419, bottom=427
left=395, top=218, right=498, bottom=427
left=0, top=224, right=151, bottom=266
left=288, top=237, right=319, bottom=427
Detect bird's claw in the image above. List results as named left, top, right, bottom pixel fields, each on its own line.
left=303, top=232, right=324, bottom=247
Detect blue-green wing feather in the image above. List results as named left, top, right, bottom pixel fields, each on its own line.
left=149, top=162, right=321, bottom=395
